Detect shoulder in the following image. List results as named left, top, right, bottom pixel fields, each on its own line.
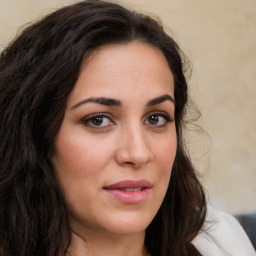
left=192, top=205, right=256, bottom=256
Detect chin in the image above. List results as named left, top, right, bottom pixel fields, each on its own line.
left=107, top=225, right=147, bottom=236
left=101, top=213, right=153, bottom=236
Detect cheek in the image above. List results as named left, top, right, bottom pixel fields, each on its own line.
left=155, top=134, right=177, bottom=189
left=155, top=135, right=177, bottom=170
left=52, top=131, right=113, bottom=179
left=51, top=132, right=113, bottom=211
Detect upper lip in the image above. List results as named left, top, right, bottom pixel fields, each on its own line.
left=104, top=179, right=153, bottom=189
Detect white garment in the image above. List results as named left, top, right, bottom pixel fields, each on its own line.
left=193, top=205, right=256, bottom=256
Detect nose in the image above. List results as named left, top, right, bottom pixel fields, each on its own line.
left=115, top=124, right=153, bottom=168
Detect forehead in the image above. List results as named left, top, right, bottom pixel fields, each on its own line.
left=67, top=42, right=174, bottom=105
left=83, top=42, right=171, bottom=72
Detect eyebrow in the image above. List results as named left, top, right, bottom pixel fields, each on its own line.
left=70, top=94, right=175, bottom=110
left=71, top=97, right=121, bottom=109
left=146, top=94, right=175, bottom=106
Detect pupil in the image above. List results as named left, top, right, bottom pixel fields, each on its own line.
left=149, top=115, right=158, bottom=124
left=92, top=117, right=103, bottom=125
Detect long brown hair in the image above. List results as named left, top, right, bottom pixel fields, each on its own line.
left=0, top=1, right=206, bottom=255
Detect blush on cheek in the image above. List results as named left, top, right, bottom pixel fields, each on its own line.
left=53, top=147, right=111, bottom=181
left=157, top=146, right=176, bottom=170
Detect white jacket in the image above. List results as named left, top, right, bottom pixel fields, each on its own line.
left=193, top=206, right=256, bottom=256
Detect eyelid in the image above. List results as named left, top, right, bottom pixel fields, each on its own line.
left=81, top=112, right=115, bottom=128
left=82, top=112, right=113, bottom=119
left=145, top=111, right=173, bottom=122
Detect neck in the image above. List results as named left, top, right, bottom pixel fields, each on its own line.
left=67, top=229, right=150, bottom=256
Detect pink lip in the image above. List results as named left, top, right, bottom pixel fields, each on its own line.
left=103, top=179, right=152, bottom=204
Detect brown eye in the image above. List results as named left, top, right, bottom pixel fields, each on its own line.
left=91, top=116, right=104, bottom=126
left=82, top=114, right=114, bottom=128
left=148, top=115, right=159, bottom=125
left=144, top=113, right=171, bottom=127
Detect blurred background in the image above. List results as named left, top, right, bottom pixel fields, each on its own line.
left=0, top=0, right=255, bottom=215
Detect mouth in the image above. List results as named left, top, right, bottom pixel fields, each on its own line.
left=103, top=180, right=152, bottom=204
left=119, top=188, right=144, bottom=192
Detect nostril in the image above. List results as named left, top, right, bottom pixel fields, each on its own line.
left=123, top=161, right=137, bottom=167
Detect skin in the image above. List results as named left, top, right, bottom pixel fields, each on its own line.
left=52, top=42, right=177, bottom=256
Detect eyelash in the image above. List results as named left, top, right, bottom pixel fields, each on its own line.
left=144, top=112, right=172, bottom=127
left=81, top=112, right=172, bottom=129
left=81, top=113, right=114, bottom=129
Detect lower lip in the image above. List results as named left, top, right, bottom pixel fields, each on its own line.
left=104, top=188, right=151, bottom=204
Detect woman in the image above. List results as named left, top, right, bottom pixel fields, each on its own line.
left=0, top=1, right=254, bottom=256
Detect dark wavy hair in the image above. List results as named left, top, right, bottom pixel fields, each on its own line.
left=0, top=1, right=206, bottom=255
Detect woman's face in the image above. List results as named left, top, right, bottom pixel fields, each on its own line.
left=52, top=42, right=177, bottom=237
